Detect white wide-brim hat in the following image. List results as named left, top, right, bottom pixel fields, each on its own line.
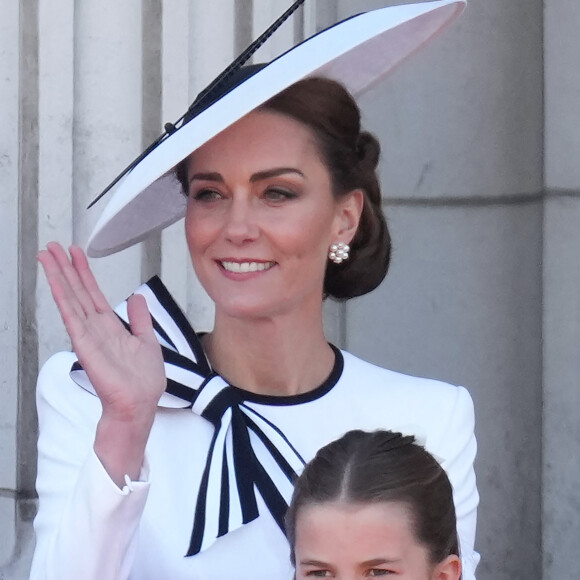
left=87, top=0, right=465, bottom=258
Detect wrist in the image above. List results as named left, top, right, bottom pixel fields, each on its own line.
left=94, top=410, right=156, bottom=487
left=99, top=397, right=158, bottom=426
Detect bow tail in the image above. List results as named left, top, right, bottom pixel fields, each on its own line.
left=186, top=409, right=232, bottom=556
left=242, top=406, right=305, bottom=477
left=251, top=449, right=294, bottom=534
left=186, top=407, right=263, bottom=556
left=243, top=410, right=306, bottom=535
left=217, top=444, right=230, bottom=538
left=230, top=407, right=260, bottom=524
left=231, top=408, right=294, bottom=535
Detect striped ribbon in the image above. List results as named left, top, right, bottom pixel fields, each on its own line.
left=70, top=276, right=306, bottom=556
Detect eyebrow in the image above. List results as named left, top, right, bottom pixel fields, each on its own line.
left=299, top=560, right=331, bottom=568
left=361, top=558, right=401, bottom=566
left=299, top=557, right=401, bottom=567
left=189, top=167, right=305, bottom=184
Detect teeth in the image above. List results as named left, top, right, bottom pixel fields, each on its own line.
left=221, top=261, right=274, bottom=273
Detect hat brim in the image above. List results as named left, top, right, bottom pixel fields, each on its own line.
left=87, top=0, right=465, bottom=258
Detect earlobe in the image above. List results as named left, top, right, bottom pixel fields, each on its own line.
left=430, top=555, right=461, bottom=580
left=334, top=189, right=364, bottom=243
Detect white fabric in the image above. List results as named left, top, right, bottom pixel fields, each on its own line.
left=31, top=349, right=479, bottom=580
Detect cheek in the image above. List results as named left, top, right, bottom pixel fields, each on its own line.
left=184, top=209, right=214, bottom=274
left=184, top=209, right=198, bottom=253
left=185, top=204, right=215, bottom=250
left=303, top=227, right=335, bottom=264
left=276, top=228, right=331, bottom=273
left=282, top=208, right=337, bottom=256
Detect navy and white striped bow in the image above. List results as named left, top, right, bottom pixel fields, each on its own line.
left=70, top=276, right=306, bottom=556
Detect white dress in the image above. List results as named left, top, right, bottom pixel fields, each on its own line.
left=30, top=279, right=479, bottom=580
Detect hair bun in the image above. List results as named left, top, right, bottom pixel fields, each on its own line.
left=356, top=132, right=380, bottom=169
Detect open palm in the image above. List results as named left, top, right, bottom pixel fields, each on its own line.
left=38, top=243, right=166, bottom=419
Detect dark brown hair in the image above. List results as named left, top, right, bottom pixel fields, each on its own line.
left=176, top=75, right=391, bottom=300
left=285, top=430, right=460, bottom=568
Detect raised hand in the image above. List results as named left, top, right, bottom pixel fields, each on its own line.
left=38, top=242, right=166, bottom=484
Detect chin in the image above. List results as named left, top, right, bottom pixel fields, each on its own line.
left=214, top=294, right=304, bottom=321
left=213, top=296, right=276, bottom=320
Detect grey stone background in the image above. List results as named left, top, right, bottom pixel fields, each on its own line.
left=1, top=0, right=578, bottom=578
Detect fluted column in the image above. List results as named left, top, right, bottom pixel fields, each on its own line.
left=0, top=0, right=25, bottom=571
left=72, top=0, right=144, bottom=304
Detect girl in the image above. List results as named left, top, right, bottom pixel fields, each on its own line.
left=287, top=429, right=462, bottom=580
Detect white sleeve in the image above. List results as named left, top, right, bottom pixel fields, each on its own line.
left=30, top=351, right=150, bottom=580
left=434, top=385, right=480, bottom=580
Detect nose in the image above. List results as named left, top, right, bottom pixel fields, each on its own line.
left=223, top=195, right=259, bottom=245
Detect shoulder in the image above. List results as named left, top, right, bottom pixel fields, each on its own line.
left=334, top=350, right=475, bottom=448
left=337, top=350, right=476, bottom=473
left=340, top=349, right=472, bottom=407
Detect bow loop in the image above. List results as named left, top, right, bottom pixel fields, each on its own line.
left=69, top=276, right=305, bottom=556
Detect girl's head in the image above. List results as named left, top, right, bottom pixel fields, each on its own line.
left=286, top=430, right=461, bottom=580
left=177, top=77, right=390, bottom=306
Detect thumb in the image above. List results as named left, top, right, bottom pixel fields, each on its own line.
left=127, top=294, right=157, bottom=342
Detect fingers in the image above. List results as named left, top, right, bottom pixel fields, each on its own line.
left=47, top=243, right=106, bottom=317
left=38, top=244, right=88, bottom=322
left=38, top=242, right=115, bottom=341
left=69, top=245, right=111, bottom=313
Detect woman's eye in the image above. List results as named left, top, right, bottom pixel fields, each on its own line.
left=191, top=188, right=223, bottom=201
left=367, top=569, right=392, bottom=577
left=305, top=571, right=332, bottom=577
left=264, top=187, right=297, bottom=201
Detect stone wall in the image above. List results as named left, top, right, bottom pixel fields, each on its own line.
left=543, top=1, right=580, bottom=578
left=1, top=1, right=577, bottom=578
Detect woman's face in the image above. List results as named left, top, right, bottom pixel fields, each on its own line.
left=184, top=110, right=361, bottom=320
left=293, top=501, right=461, bottom=580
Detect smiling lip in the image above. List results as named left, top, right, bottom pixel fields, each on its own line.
left=218, top=260, right=276, bottom=274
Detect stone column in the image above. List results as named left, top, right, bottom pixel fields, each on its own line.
left=341, top=1, right=544, bottom=579
left=71, top=0, right=144, bottom=305
left=0, top=0, right=33, bottom=575
left=543, top=1, right=580, bottom=578
left=0, top=1, right=559, bottom=578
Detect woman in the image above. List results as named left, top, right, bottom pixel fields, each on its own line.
left=31, top=2, right=476, bottom=580
left=287, top=429, right=462, bottom=579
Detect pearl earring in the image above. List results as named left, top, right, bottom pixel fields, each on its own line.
left=328, top=242, right=350, bottom=264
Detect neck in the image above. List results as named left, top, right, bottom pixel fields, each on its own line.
left=203, top=307, right=336, bottom=397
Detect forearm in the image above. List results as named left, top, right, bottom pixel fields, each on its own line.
left=31, top=451, right=150, bottom=580
left=31, top=352, right=151, bottom=580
